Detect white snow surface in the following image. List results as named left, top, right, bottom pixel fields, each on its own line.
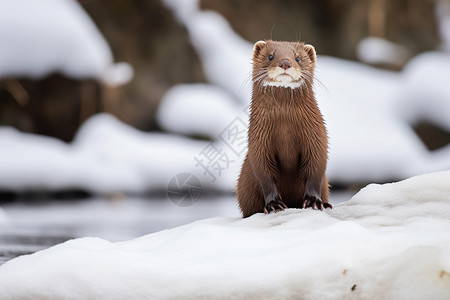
left=0, top=0, right=132, bottom=85
left=1, top=171, right=449, bottom=299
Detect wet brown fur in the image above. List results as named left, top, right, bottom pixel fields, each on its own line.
left=237, top=40, right=330, bottom=218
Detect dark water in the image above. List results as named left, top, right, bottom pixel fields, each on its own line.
left=0, top=193, right=352, bottom=266
left=0, top=234, right=70, bottom=265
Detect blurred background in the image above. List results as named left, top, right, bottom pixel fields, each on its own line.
left=1, top=0, right=450, bottom=264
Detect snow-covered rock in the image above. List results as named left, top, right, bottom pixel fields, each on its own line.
left=0, top=0, right=132, bottom=85
left=0, top=171, right=449, bottom=299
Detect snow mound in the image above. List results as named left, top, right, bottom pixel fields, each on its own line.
left=163, top=0, right=199, bottom=23
left=101, top=62, right=134, bottom=86
left=0, top=208, right=8, bottom=224
left=173, top=7, right=253, bottom=104
left=0, top=0, right=132, bottom=85
left=0, top=114, right=226, bottom=193
left=0, top=113, right=244, bottom=193
left=157, top=84, right=241, bottom=138
left=436, top=1, right=450, bottom=52
left=397, top=51, right=450, bottom=131
left=356, top=37, right=409, bottom=66
left=314, top=56, right=448, bottom=182
left=1, top=171, right=449, bottom=299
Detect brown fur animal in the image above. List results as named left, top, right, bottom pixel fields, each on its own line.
left=237, top=40, right=331, bottom=218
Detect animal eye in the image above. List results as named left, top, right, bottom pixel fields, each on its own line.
left=268, top=55, right=274, bottom=61
left=295, top=57, right=300, bottom=62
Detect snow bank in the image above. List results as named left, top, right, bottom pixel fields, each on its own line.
left=0, top=114, right=238, bottom=193
left=164, top=0, right=253, bottom=104
left=1, top=171, right=449, bottom=299
left=184, top=10, right=253, bottom=104
left=0, top=0, right=132, bottom=85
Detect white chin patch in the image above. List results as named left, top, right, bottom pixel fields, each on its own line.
left=263, top=79, right=301, bottom=89
left=263, top=69, right=302, bottom=89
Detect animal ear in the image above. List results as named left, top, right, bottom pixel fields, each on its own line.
left=253, top=40, right=266, bottom=58
left=304, top=44, right=316, bottom=63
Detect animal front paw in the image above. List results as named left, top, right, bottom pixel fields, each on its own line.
left=264, top=198, right=288, bottom=214
left=302, top=195, right=332, bottom=210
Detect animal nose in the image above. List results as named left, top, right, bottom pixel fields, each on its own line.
left=279, top=59, right=292, bottom=70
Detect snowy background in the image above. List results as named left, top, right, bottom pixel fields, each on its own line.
left=0, top=0, right=449, bottom=196
left=0, top=0, right=450, bottom=298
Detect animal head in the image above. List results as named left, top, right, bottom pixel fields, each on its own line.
left=252, top=40, right=316, bottom=89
